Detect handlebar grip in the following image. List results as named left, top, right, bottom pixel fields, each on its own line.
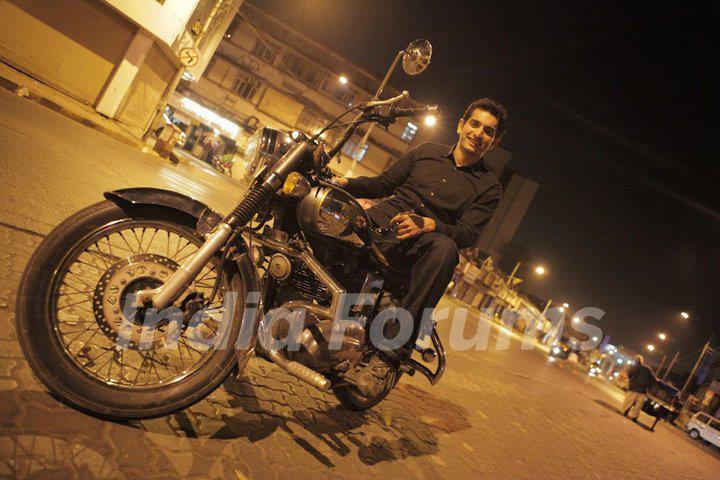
left=392, top=105, right=439, bottom=118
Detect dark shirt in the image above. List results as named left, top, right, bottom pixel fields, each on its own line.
left=344, top=142, right=502, bottom=249
left=627, top=363, right=655, bottom=393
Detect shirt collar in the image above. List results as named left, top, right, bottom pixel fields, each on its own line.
left=446, top=143, right=489, bottom=177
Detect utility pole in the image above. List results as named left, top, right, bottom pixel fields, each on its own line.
left=506, top=261, right=521, bottom=286
left=680, top=339, right=712, bottom=400
left=656, top=354, right=667, bottom=375
left=661, top=350, right=680, bottom=381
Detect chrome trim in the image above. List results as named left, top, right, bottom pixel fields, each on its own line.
left=241, top=232, right=347, bottom=322
left=403, top=327, right=446, bottom=385
left=242, top=231, right=348, bottom=391
left=136, top=223, right=233, bottom=309
left=267, top=349, right=331, bottom=390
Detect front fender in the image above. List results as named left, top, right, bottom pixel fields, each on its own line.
left=104, top=187, right=223, bottom=235
left=104, top=187, right=262, bottom=365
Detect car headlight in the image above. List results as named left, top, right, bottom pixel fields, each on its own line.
left=552, top=347, right=561, bottom=354
left=244, top=127, right=293, bottom=178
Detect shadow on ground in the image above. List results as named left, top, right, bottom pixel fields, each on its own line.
left=0, top=359, right=472, bottom=475
left=157, top=364, right=473, bottom=467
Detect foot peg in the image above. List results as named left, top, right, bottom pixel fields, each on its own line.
left=413, top=344, right=437, bottom=363
left=401, top=328, right=446, bottom=385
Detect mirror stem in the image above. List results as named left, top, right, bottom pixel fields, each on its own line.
left=373, top=49, right=405, bottom=101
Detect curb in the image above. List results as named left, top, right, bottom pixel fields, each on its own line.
left=0, top=69, right=142, bottom=150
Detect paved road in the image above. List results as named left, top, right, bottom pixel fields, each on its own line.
left=1, top=88, right=719, bottom=479
left=0, top=88, right=246, bottom=235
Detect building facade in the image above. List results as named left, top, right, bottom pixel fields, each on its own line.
left=0, top=0, right=240, bottom=135
left=167, top=1, right=438, bottom=178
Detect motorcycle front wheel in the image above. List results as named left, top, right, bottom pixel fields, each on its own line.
left=15, top=201, right=246, bottom=420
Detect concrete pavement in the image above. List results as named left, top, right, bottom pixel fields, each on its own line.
left=1, top=85, right=720, bottom=479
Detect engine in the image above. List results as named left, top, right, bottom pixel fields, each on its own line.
left=265, top=309, right=366, bottom=370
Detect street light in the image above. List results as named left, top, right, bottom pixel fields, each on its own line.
left=647, top=344, right=655, bottom=352
left=572, top=317, right=580, bottom=324
left=534, top=265, right=546, bottom=275
left=424, top=115, right=437, bottom=127
left=558, top=306, right=565, bottom=313
left=562, top=302, right=569, bottom=309
left=680, top=311, right=690, bottom=319
left=338, top=75, right=348, bottom=85
left=658, top=332, right=667, bottom=341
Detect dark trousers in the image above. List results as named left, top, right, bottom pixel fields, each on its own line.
left=371, top=206, right=459, bottom=340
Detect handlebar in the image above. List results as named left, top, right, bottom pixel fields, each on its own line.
left=390, top=104, right=439, bottom=119
left=364, top=90, right=409, bottom=108
left=327, top=91, right=439, bottom=162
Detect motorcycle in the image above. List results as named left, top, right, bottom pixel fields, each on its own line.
left=15, top=40, right=445, bottom=420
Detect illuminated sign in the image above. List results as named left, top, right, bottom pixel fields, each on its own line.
left=179, top=97, right=240, bottom=139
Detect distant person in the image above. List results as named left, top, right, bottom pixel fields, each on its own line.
left=621, top=354, right=655, bottom=422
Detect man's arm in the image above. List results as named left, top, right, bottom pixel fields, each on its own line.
left=340, top=143, right=421, bottom=199
left=433, top=184, right=502, bottom=249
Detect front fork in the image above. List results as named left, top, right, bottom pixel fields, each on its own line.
left=135, top=173, right=282, bottom=309
left=134, top=223, right=234, bottom=309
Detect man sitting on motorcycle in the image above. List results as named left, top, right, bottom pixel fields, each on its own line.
left=337, top=98, right=507, bottom=346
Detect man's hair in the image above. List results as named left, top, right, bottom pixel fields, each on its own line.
left=634, top=354, right=644, bottom=364
left=462, top=98, right=509, bottom=140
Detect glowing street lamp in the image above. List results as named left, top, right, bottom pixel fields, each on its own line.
left=647, top=344, right=655, bottom=352
left=572, top=317, right=580, bottom=324
left=658, top=332, right=667, bottom=341
left=562, top=303, right=570, bottom=309
left=534, top=265, right=546, bottom=276
left=680, top=311, right=690, bottom=319
left=338, top=75, right=348, bottom=85
left=424, top=115, right=437, bottom=127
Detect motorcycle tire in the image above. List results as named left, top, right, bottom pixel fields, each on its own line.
left=15, top=201, right=246, bottom=420
left=332, top=369, right=402, bottom=411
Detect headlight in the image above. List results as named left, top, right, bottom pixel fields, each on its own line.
left=552, top=347, right=561, bottom=354
left=243, top=127, right=293, bottom=178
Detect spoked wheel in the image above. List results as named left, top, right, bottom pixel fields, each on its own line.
left=15, top=201, right=246, bottom=420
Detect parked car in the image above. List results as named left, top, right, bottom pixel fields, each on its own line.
left=687, top=412, right=720, bottom=448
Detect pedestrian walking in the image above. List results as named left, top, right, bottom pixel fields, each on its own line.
left=621, top=354, right=655, bottom=422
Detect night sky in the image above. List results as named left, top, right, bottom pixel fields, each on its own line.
left=253, top=0, right=719, bottom=366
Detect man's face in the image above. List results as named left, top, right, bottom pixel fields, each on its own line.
left=456, top=108, right=500, bottom=159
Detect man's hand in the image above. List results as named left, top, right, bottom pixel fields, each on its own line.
left=390, top=212, right=436, bottom=240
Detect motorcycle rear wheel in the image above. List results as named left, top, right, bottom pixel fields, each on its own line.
left=332, top=361, right=402, bottom=411
left=15, top=201, right=245, bottom=420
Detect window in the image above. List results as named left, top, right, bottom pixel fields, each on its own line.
left=400, top=122, right=418, bottom=142
left=319, top=76, right=356, bottom=105
left=234, top=72, right=262, bottom=100
left=296, top=109, right=326, bottom=135
left=252, top=39, right=278, bottom=64
left=342, top=139, right=368, bottom=161
left=282, top=52, right=321, bottom=87
left=710, top=420, right=720, bottom=431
